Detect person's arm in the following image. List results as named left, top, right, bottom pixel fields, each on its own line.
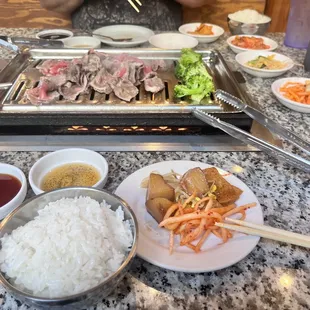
left=40, top=0, right=84, bottom=14
left=175, top=0, right=209, bottom=8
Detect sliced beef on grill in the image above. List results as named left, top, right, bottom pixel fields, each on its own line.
left=59, top=75, right=88, bottom=100
left=40, top=74, right=68, bottom=88
left=37, top=60, right=70, bottom=76
left=89, top=68, right=117, bottom=94
left=66, top=63, right=81, bottom=84
left=26, top=80, right=60, bottom=105
left=124, top=62, right=144, bottom=85
left=102, top=57, right=123, bottom=76
left=112, top=79, right=139, bottom=102
left=144, top=76, right=165, bottom=93
left=81, top=53, right=102, bottom=73
left=150, top=59, right=168, bottom=71
left=114, top=54, right=144, bottom=65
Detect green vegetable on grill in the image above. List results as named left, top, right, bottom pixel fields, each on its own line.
left=174, top=49, right=214, bottom=103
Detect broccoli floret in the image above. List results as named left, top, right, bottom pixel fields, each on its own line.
left=179, top=48, right=202, bottom=66
left=175, top=62, right=187, bottom=80
left=174, top=83, right=204, bottom=98
left=182, top=63, right=212, bottom=82
left=174, top=48, right=214, bottom=103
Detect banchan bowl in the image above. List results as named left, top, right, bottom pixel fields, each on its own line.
left=29, top=148, right=109, bottom=195
left=0, top=187, right=138, bottom=309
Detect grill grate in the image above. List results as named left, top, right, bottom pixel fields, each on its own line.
left=2, top=59, right=222, bottom=108
left=0, top=49, right=251, bottom=113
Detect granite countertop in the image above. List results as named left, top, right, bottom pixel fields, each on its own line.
left=0, top=29, right=310, bottom=310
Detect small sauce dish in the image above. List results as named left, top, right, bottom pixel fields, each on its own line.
left=36, top=29, right=74, bottom=41
left=29, top=148, right=109, bottom=195
left=63, top=36, right=101, bottom=49
left=0, top=163, right=27, bottom=219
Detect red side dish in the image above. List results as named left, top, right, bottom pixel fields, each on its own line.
left=231, top=36, right=270, bottom=50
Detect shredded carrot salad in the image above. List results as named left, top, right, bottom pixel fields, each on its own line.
left=159, top=198, right=257, bottom=254
left=280, top=81, right=310, bottom=105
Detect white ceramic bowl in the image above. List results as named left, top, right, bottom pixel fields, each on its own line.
left=178, top=23, right=224, bottom=43
left=271, top=77, right=310, bottom=113
left=148, top=33, right=198, bottom=49
left=63, top=36, right=101, bottom=49
left=29, top=148, right=109, bottom=195
left=0, top=163, right=27, bottom=219
left=227, top=35, right=278, bottom=54
left=235, top=51, right=294, bottom=78
left=93, top=25, right=154, bottom=48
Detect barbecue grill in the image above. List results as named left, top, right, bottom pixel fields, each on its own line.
left=0, top=48, right=279, bottom=151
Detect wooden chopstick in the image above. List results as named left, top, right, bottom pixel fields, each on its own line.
left=128, top=0, right=141, bottom=12
left=215, top=219, right=310, bottom=248
left=226, top=218, right=310, bottom=242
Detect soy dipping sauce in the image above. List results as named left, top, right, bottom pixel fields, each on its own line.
left=0, top=174, right=21, bottom=207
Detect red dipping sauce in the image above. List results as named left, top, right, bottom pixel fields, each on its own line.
left=0, top=174, right=21, bottom=207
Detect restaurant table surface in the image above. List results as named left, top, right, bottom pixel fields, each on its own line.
left=0, top=29, right=310, bottom=310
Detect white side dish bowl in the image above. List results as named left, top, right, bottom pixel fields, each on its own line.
left=235, top=51, right=294, bottom=78
left=178, top=23, right=224, bottom=43
left=0, top=163, right=27, bottom=219
left=93, top=25, right=154, bottom=48
left=271, top=77, right=310, bottom=113
left=63, top=36, right=101, bottom=49
left=29, top=148, right=109, bottom=195
left=227, top=35, right=278, bottom=54
left=149, top=33, right=198, bottom=49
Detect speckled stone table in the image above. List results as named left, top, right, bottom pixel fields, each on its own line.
left=0, top=29, right=310, bottom=310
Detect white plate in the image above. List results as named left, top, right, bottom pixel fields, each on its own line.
left=93, top=25, right=154, bottom=48
left=271, top=77, right=310, bottom=113
left=115, top=160, right=263, bottom=273
left=178, top=23, right=224, bottom=43
left=227, top=35, right=278, bottom=54
left=148, top=33, right=198, bottom=50
left=235, top=51, right=294, bottom=78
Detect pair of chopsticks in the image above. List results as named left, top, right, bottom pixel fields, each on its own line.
left=216, top=218, right=310, bottom=248
left=128, top=0, right=142, bottom=12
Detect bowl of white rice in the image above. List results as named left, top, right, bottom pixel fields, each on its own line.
left=0, top=187, right=138, bottom=309
left=228, top=9, right=271, bottom=36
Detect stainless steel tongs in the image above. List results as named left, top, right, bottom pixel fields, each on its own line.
left=192, top=90, right=310, bottom=173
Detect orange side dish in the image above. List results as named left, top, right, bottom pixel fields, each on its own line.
left=231, top=36, right=270, bottom=50
left=280, top=81, right=310, bottom=105
left=188, top=24, right=214, bottom=35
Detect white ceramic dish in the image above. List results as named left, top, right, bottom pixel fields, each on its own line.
left=29, top=148, right=109, bottom=195
left=36, top=29, right=73, bottom=41
left=178, top=23, right=224, bottom=43
left=0, top=163, right=27, bottom=219
left=93, top=25, right=154, bottom=48
left=115, top=160, right=263, bottom=273
left=63, top=36, right=101, bottom=49
left=271, top=77, right=310, bottom=113
left=149, top=33, right=198, bottom=50
left=227, top=35, right=278, bottom=54
left=235, top=51, right=294, bottom=78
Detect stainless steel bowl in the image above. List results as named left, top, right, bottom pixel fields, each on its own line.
left=227, top=16, right=271, bottom=36
left=0, top=187, right=138, bottom=309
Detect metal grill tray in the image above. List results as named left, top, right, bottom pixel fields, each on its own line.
left=0, top=48, right=252, bottom=114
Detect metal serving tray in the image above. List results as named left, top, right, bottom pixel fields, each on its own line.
left=0, top=48, right=255, bottom=114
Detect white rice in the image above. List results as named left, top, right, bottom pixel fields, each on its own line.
left=228, top=9, right=270, bottom=24
left=0, top=196, right=133, bottom=298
